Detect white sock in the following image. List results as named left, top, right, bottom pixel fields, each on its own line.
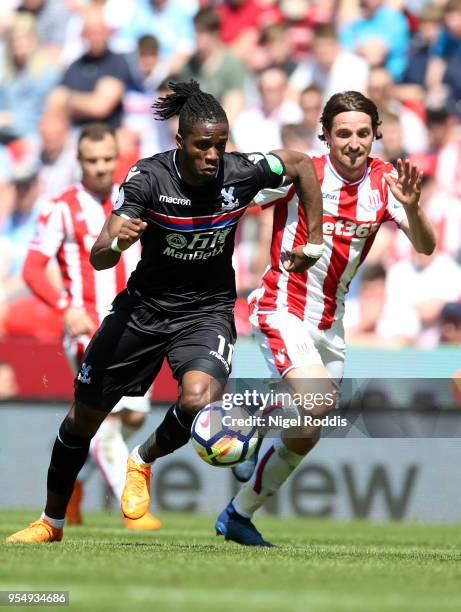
left=130, top=444, right=151, bottom=467
left=89, top=417, right=128, bottom=501
left=41, top=513, right=65, bottom=529
left=233, top=437, right=304, bottom=518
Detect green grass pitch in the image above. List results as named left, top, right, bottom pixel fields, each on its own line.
left=1, top=510, right=461, bottom=612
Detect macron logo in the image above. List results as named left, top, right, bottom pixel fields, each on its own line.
left=159, top=195, right=191, bottom=206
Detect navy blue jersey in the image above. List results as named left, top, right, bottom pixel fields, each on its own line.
left=114, top=149, right=284, bottom=313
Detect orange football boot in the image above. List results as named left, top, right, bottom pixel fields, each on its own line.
left=6, top=519, right=63, bottom=543
left=121, top=457, right=151, bottom=519
left=123, top=512, right=161, bottom=531
left=66, top=480, right=83, bottom=525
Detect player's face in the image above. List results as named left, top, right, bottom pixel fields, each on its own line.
left=177, top=121, right=228, bottom=185
left=323, top=111, right=374, bottom=178
left=78, top=134, right=118, bottom=195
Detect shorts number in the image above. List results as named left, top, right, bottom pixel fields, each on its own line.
left=217, top=334, right=234, bottom=364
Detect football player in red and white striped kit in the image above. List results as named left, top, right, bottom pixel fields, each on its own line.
left=217, top=91, right=436, bottom=546
left=22, top=123, right=160, bottom=530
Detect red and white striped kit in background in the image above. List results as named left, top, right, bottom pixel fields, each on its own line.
left=249, top=155, right=407, bottom=381
left=28, top=183, right=148, bottom=409
left=29, top=183, right=140, bottom=332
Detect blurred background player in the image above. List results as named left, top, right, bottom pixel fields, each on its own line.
left=219, top=91, right=436, bottom=546
left=21, top=121, right=160, bottom=531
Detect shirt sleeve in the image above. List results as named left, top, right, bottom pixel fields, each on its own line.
left=106, top=53, right=132, bottom=86
left=29, top=199, right=66, bottom=259
left=113, top=163, right=152, bottom=219
left=430, top=30, right=449, bottom=58
left=244, top=152, right=286, bottom=191
left=253, top=184, right=291, bottom=207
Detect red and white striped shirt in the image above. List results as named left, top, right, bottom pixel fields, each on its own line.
left=249, top=155, right=407, bottom=330
left=28, top=183, right=141, bottom=326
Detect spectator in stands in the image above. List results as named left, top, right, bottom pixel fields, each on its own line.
left=248, top=22, right=297, bottom=76
left=0, top=361, right=18, bottom=399
left=123, top=35, right=163, bottom=157
left=427, top=0, right=461, bottom=111
left=439, top=302, right=461, bottom=344
left=403, top=3, right=443, bottom=88
left=289, top=25, right=369, bottom=103
left=367, top=66, right=428, bottom=154
left=176, top=7, right=248, bottom=125
left=113, top=0, right=196, bottom=76
left=280, top=123, right=313, bottom=154
left=37, top=111, right=77, bottom=200
left=216, top=0, right=281, bottom=65
left=134, top=34, right=164, bottom=92
left=298, top=85, right=325, bottom=154
left=344, top=263, right=420, bottom=347
left=0, top=159, right=41, bottom=302
left=426, top=96, right=461, bottom=199
left=123, top=44, right=176, bottom=157
left=0, top=146, right=15, bottom=223
left=0, top=12, right=58, bottom=143
left=16, top=0, right=72, bottom=59
left=46, top=6, right=132, bottom=129
left=232, top=66, right=302, bottom=151
left=378, top=111, right=407, bottom=165
left=339, top=0, right=410, bottom=82
left=386, top=248, right=461, bottom=346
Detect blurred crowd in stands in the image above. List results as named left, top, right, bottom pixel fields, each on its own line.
left=0, top=0, right=461, bottom=353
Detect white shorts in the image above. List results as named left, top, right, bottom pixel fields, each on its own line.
left=63, top=333, right=151, bottom=414
left=251, top=311, right=345, bottom=388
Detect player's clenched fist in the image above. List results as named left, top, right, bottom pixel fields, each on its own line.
left=117, top=218, right=148, bottom=250
left=282, top=245, right=321, bottom=273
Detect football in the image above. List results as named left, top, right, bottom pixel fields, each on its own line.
left=191, top=402, right=259, bottom=467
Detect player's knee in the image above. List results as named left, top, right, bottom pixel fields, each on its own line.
left=59, top=417, right=92, bottom=448
left=179, top=384, right=210, bottom=415
left=66, top=400, right=107, bottom=440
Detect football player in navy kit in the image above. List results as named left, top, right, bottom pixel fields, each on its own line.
left=6, top=80, right=323, bottom=544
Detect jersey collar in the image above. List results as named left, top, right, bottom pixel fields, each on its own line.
left=326, top=154, right=369, bottom=186
left=173, top=150, right=182, bottom=179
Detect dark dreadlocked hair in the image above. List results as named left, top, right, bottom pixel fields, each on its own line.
left=152, top=79, right=228, bottom=136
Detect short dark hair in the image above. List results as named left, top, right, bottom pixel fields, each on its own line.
left=314, top=24, right=338, bottom=40
left=78, top=122, right=115, bottom=153
left=445, top=0, right=461, bottom=13
left=319, top=91, right=382, bottom=141
left=152, top=79, right=228, bottom=136
left=259, top=22, right=287, bottom=45
left=361, top=263, right=386, bottom=284
left=300, top=84, right=323, bottom=98
left=193, top=7, right=220, bottom=32
left=281, top=123, right=311, bottom=146
left=440, top=302, right=461, bottom=323
left=138, top=34, right=159, bottom=55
